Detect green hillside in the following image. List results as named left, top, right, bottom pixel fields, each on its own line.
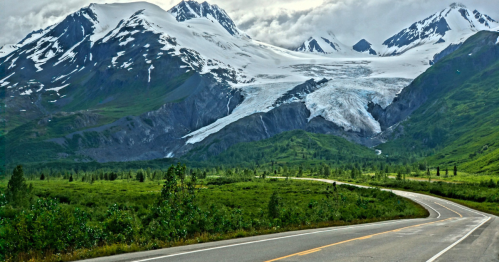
left=185, top=130, right=387, bottom=168
left=378, top=31, right=499, bottom=173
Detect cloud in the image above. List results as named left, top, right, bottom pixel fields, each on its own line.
left=0, top=0, right=498, bottom=49
left=224, top=0, right=499, bottom=49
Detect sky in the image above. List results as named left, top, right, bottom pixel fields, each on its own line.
left=0, top=0, right=498, bottom=48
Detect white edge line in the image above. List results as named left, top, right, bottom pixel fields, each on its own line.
left=412, top=199, right=441, bottom=219
left=133, top=177, right=483, bottom=262
left=131, top=219, right=410, bottom=262
left=426, top=216, right=491, bottom=262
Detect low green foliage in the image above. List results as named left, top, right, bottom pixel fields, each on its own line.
left=186, top=130, right=389, bottom=167
left=0, top=164, right=425, bottom=261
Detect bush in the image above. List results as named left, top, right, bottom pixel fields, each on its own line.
left=2, top=199, right=102, bottom=257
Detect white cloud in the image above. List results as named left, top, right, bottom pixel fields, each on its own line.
left=0, top=0, right=498, bottom=48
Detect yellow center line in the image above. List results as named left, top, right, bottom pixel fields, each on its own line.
left=264, top=218, right=453, bottom=262
left=434, top=202, right=463, bottom=218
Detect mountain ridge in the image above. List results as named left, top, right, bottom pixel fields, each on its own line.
left=1, top=1, right=498, bottom=168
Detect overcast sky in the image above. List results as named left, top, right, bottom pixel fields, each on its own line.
left=1, top=0, right=498, bottom=48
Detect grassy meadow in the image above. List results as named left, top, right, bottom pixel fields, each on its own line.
left=0, top=165, right=428, bottom=262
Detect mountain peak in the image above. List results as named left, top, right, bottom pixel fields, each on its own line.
left=295, top=32, right=346, bottom=54
left=168, top=0, right=241, bottom=36
left=449, top=2, right=467, bottom=9
left=380, top=4, right=498, bottom=56
left=353, top=39, right=377, bottom=55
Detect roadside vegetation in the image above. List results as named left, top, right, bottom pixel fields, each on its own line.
left=0, top=164, right=426, bottom=262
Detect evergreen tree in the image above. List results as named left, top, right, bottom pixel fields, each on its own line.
left=436, top=167, right=440, bottom=176
left=6, top=165, right=30, bottom=207
left=454, top=165, right=457, bottom=176
left=40, top=173, right=45, bottom=180
left=136, top=171, right=145, bottom=182
left=324, top=165, right=331, bottom=178
left=268, top=191, right=281, bottom=219
left=69, top=175, right=73, bottom=182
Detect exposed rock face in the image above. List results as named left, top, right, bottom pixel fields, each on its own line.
left=429, top=43, right=462, bottom=65
left=183, top=102, right=383, bottom=161
left=48, top=73, right=243, bottom=162
left=353, top=39, right=377, bottom=55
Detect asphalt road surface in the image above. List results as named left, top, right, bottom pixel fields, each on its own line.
left=82, top=178, right=499, bottom=262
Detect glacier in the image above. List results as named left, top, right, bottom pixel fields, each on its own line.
left=1, top=1, right=498, bottom=150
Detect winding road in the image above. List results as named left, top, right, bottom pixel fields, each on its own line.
left=82, top=178, right=499, bottom=262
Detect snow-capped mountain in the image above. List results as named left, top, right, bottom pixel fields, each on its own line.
left=353, top=39, right=377, bottom=55
left=380, top=2, right=499, bottom=56
left=2, top=1, right=495, bottom=163
left=294, top=32, right=349, bottom=54
left=168, top=0, right=246, bottom=37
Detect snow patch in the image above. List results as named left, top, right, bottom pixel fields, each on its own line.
left=148, top=64, right=155, bottom=82
left=45, top=84, right=70, bottom=95
left=165, top=152, right=174, bottom=158
left=0, top=72, right=15, bottom=84
left=119, top=37, right=135, bottom=46
left=36, top=84, right=44, bottom=92
left=111, top=51, right=125, bottom=66
left=20, top=89, right=33, bottom=96
left=8, top=57, right=19, bottom=69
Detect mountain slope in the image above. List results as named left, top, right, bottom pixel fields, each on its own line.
left=3, top=1, right=497, bottom=165
left=379, top=3, right=498, bottom=56
left=185, top=129, right=382, bottom=167
left=372, top=31, right=499, bottom=173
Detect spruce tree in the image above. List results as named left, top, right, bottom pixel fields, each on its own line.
left=40, top=173, right=45, bottom=180
left=453, top=165, right=457, bottom=176
left=69, top=175, right=73, bottom=182
left=436, top=167, right=440, bottom=176
left=268, top=191, right=281, bottom=219
left=7, top=165, right=30, bottom=207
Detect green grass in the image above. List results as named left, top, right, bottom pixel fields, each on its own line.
left=308, top=171, right=499, bottom=216
left=0, top=176, right=426, bottom=222
left=404, top=171, right=499, bottom=184
left=0, top=174, right=427, bottom=261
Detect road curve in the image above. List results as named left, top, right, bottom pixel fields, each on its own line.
left=82, top=178, right=499, bottom=262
